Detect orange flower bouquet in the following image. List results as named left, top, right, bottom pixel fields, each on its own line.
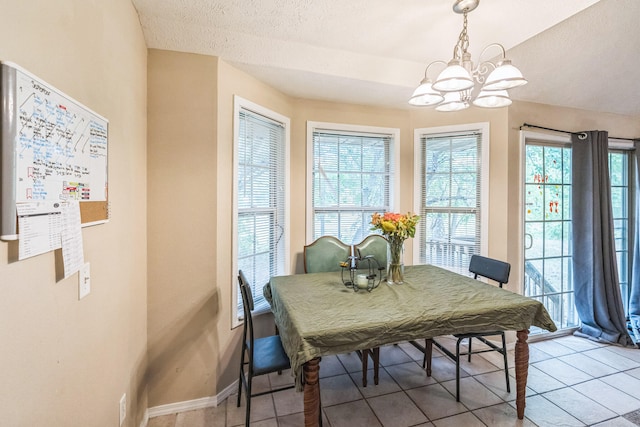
left=370, top=212, right=419, bottom=284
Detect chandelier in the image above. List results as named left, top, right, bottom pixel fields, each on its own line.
left=409, top=0, right=527, bottom=111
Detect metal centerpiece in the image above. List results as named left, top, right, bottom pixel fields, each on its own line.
left=340, top=250, right=384, bottom=292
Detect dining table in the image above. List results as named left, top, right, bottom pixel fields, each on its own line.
left=264, top=264, right=557, bottom=426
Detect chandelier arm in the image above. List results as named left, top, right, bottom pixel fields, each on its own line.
left=478, top=43, right=507, bottom=63
left=425, top=60, right=448, bottom=79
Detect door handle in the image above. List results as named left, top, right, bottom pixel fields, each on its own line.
left=524, top=233, right=533, bottom=250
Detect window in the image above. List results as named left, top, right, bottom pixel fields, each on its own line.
left=233, top=97, right=289, bottom=324
left=307, top=122, right=399, bottom=244
left=521, top=133, right=634, bottom=334
left=414, top=123, right=489, bottom=275
left=609, top=149, right=631, bottom=315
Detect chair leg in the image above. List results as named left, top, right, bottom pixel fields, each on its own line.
left=237, top=371, right=242, bottom=407
left=502, top=333, right=510, bottom=392
left=467, top=337, right=472, bottom=362
left=424, top=339, right=433, bottom=376
left=245, top=373, right=252, bottom=427
left=361, top=349, right=369, bottom=387
left=455, top=338, right=462, bottom=402
left=237, top=349, right=246, bottom=407
left=372, top=347, right=380, bottom=385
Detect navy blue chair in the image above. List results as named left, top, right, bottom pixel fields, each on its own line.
left=237, top=271, right=293, bottom=426
left=425, top=255, right=511, bottom=401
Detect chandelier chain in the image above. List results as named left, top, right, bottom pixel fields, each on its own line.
left=454, top=10, right=471, bottom=60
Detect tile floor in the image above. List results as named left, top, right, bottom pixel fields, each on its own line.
left=148, top=334, right=640, bottom=427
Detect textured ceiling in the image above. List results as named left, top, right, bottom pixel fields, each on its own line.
left=131, top=0, right=640, bottom=117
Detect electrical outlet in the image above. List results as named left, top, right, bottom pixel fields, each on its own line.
left=78, top=262, right=91, bottom=300
left=119, top=393, right=126, bottom=426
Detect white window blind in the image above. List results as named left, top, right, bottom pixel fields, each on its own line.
left=311, top=128, right=394, bottom=244
left=236, top=106, right=286, bottom=315
left=418, top=130, right=483, bottom=275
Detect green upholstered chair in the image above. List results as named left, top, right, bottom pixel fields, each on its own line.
left=303, top=235, right=380, bottom=387
left=354, top=234, right=388, bottom=270
left=303, top=235, right=351, bottom=273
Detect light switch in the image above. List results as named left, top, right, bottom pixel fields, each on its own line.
left=79, top=262, right=90, bottom=299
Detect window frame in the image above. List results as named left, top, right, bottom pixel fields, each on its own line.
left=232, top=96, right=290, bottom=328
left=306, top=121, right=400, bottom=244
left=413, top=123, right=490, bottom=269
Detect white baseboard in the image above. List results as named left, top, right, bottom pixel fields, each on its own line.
left=139, top=409, right=149, bottom=427
left=146, top=380, right=238, bottom=420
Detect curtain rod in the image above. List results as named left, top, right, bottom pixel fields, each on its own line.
left=520, top=123, right=638, bottom=142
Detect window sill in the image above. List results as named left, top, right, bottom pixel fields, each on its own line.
left=234, top=301, right=272, bottom=329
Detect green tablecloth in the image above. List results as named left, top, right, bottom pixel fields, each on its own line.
left=265, top=264, right=557, bottom=389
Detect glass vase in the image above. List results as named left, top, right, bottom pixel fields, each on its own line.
left=386, top=238, right=405, bottom=285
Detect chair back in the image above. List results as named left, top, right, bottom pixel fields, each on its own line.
left=303, top=236, right=351, bottom=273
left=238, top=270, right=255, bottom=347
left=354, top=234, right=388, bottom=267
left=468, top=255, right=510, bottom=287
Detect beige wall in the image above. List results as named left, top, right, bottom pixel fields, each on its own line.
left=146, top=52, right=296, bottom=406
left=146, top=50, right=220, bottom=406
left=0, top=1, right=148, bottom=426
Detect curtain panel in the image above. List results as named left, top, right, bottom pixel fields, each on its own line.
left=571, top=130, right=634, bottom=346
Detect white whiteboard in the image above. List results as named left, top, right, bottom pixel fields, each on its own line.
left=1, top=61, right=108, bottom=240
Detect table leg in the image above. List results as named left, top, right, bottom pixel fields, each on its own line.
left=303, top=358, right=321, bottom=427
left=515, top=329, right=530, bottom=420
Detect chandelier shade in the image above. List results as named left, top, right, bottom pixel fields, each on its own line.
left=408, top=0, right=527, bottom=111
left=435, top=91, right=469, bottom=112
left=432, top=61, right=474, bottom=92
left=483, top=60, right=528, bottom=90
left=472, top=89, right=512, bottom=108
left=408, top=77, right=444, bottom=106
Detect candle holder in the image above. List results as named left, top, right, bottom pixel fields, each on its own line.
left=340, top=250, right=384, bottom=292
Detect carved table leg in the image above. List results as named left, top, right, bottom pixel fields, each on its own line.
left=303, top=358, right=321, bottom=427
left=515, top=330, right=530, bottom=420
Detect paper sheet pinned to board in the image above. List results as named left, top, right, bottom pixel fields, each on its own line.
left=61, top=201, right=84, bottom=278
left=16, top=201, right=63, bottom=260
left=16, top=201, right=85, bottom=277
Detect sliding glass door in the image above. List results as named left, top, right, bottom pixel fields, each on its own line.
left=524, top=138, right=633, bottom=335
left=524, top=142, right=579, bottom=332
